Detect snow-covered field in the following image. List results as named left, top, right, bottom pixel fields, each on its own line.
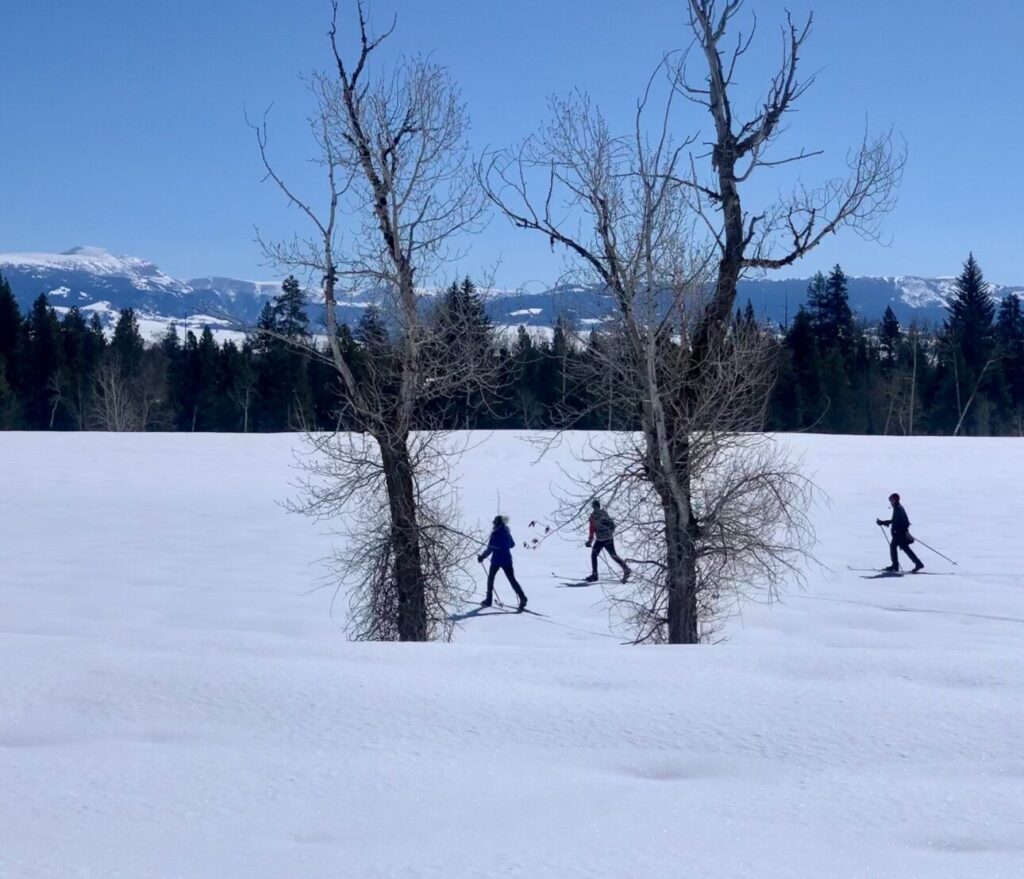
left=2, top=432, right=1023, bottom=878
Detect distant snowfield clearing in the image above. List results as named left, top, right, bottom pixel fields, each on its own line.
left=1, top=432, right=1022, bottom=878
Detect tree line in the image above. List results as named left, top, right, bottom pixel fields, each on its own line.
left=1, top=255, right=1021, bottom=436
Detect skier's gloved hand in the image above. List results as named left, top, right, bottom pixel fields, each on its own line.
left=585, top=539, right=592, bottom=548
left=477, top=554, right=484, bottom=563
left=875, top=519, right=883, bottom=526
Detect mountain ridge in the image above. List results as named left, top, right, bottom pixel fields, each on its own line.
left=2, top=246, right=1021, bottom=343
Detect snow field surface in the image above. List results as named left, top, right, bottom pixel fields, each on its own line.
left=1, top=432, right=1023, bottom=878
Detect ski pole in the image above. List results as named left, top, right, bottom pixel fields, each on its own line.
left=478, top=558, right=503, bottom=607
left=911, top=537, right=958, bottom=566
left=877, top=523, right=891, bottom=548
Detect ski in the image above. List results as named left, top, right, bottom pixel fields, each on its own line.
left=489, top=600, right=548, bottom=617
left=459, top=605, right=548, bottom=619
left=847, top=565, right=953, bottom=576
left=550, top=571, right=620, bottom=584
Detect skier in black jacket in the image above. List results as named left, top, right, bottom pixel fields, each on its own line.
left=478, top=515, right=527, bottom=609
left=877, top=492, right=924, bottom=573
left=585, top=500, right=630, bottom=583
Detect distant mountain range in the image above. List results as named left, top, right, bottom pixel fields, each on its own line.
left=2, top=246, right=1021, bottom=343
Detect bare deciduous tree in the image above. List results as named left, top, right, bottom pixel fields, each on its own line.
left=483, top=1, right=901, bottom=643
left=89, top=352, right=146, bottom=431
left=676, top=0, right=906, bottom=361
left=255, top=2, right=493, bottom=641
left=484, top=83, right=814, bottom=643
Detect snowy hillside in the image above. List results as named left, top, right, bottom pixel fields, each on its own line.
left=3, top=247, right=1022, bottom=339
left=3, top=245, right=190, bottom=294
left=0, top=247, right=283, bottom=342
left=1, top=431, right=1022, bottom=878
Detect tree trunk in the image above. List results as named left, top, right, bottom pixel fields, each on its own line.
left=380, top=435, right=427, bottom=641
left=664, top=498, right=699, bottom=644
left=643, top=412, right=700, bottom=645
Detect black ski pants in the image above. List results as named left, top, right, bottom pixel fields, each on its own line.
left=487, top=562, right=526, bottom=603
left=890, top=533, right=922, bottom=570
left=591, top=539, right=626, bottom=575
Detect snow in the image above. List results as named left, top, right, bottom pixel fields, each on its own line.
left=495, top=323, right=555, bottom=342
left=135, top=313, right=248, bottom=346
left=81, top=300, right=114, bottom=315
left=1, top=432, right=1023, bottom=878
left=894, top=275, right=956, bottom=308
left=509, top=307, right=544, bottom=317
left=0, top=246, right=189, bottom=294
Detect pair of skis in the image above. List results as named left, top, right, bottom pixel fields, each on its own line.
left=477, top=597, right=548, bottom=618
left=550, top=571, right=624, bottom=586
left=847, top=565, right=953, bottom=579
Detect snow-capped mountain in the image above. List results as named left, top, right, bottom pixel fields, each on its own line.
left=0, top=247, right=296, bottom=343
left=1, top=247, right=1021, bottom=343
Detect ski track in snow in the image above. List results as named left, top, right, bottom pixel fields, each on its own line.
left=1, top=431, right=1023, bottom=878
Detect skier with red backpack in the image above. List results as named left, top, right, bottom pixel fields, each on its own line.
left=584, top=500, right=630, bottom=583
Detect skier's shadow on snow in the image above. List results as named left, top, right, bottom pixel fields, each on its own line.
left=554, top=580, right=598, bottom=589
left=448, top=607, right=523, bottom=623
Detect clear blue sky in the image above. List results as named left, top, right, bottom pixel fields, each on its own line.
left=2, top=0, right=1022, bottom=286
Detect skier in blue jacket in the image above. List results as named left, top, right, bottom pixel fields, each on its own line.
left=477, top=515, right=527, bottom=609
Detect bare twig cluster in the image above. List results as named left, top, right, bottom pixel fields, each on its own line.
left=291, top=430, right=476, bottom=641
left=88, top=351, right=165, bottom=431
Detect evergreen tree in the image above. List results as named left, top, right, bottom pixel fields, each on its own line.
left=0, top=273, right=21, bottom=383
left=945, top=254, right=996, bottom=374
left=252, top=300, right=277, bottom=354
left=0, top=359, right=18, bottom=428
left=180, top=330, right=200, bottom=429
left=111, top=308, right=145, bottom=373
left=767, top=336, right=799, bottom=430
left=160, top=324, right=184, bottom=427
left=251, top=284, right=315, bottom=431
left=879, top=306, right=901, bottom=364
left=58, top=308, right=101, bottom=429
left=272, top=276, right=310, bottom=340
left=22, top=294, right=63, bottom=429
left=784, top=307, right=825, bottom=428
left=994, top=293, right=1024, bottom=428
left=935, top=254, right=997, bottom=434
left=509, top=325, right=544, bottom=427
left=819, top=348, right=855, bottom=432
left=733, top=299, right=758, bottom=334
left=0, top=274, right=23, bottom=425
left=808, top=265, right=856, bottom=357
left=429, top=277, right=493, bottom=427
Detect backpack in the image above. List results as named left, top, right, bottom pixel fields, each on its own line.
left=594, top=510, right=616, bottom=540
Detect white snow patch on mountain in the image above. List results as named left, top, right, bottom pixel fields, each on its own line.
left=892, top=275, right=954, bottom=308
left=2, top=246, right=190, bottom=294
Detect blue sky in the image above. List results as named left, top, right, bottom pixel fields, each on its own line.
left=1, top=0, right=1022, bottom=286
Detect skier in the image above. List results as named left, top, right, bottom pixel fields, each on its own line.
left=477, top=515, right=528, bottom=609
left=584, top=499, right=630, bottom=583
left=876, top=492, right=924, bottom=573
